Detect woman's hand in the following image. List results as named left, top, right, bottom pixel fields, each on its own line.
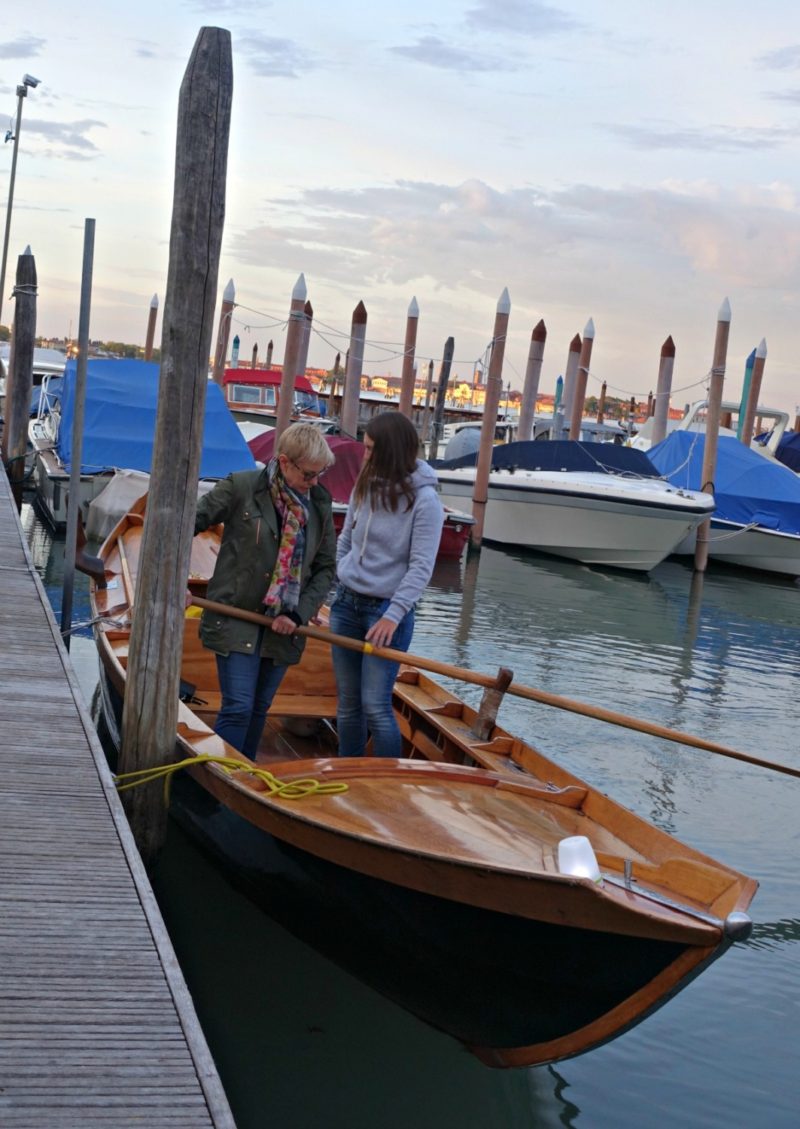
left=270, top=614, right=298, bottom=635
left=365, top=615, right=397, bottom=648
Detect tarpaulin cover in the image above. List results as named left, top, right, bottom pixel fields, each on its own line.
left=57, top=358, right=255, bottom=477
left=775, top=430, right=800, bottom=473
left=248, top=430, right=364, bottom=504
left=433, top=438, right=662, bottom=478
left=648, top=430, right=800, bottom=534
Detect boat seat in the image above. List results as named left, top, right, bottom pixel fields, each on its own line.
left=190, top=689, right=338, bottom=720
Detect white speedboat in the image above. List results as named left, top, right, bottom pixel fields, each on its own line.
left=434, top=440, right=714, bottom=572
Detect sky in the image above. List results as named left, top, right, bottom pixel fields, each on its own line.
left=2, top=0, right=800, bottom=415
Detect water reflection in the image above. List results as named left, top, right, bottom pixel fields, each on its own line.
left=747, top=918, right=800, bottom=951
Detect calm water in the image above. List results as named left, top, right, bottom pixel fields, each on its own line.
left=24, top=501, right=800, bottom=1129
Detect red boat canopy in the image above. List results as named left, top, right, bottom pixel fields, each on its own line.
left=223, top=367, right=316, bottom=394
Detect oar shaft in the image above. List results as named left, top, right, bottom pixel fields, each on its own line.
left=189, top=596, right=800, bottom=780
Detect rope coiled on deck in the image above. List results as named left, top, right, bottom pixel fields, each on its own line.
left=114, top=753, right=348, bottom=806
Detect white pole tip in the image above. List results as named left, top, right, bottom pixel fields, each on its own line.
left=292, top=273, right=308, bottom=301
left=583, top=317, right=595, bottom=339
left=718, top=297, right=731, bottom=322
left=497, top=287, right=511, bottom=314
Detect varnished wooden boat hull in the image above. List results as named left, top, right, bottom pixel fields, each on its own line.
left=98, top=676, right=731, bottom=1067
left=88, top=510, right=757, bottom=1068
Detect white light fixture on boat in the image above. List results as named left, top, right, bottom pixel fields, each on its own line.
left=558, top=836, right=602, bottom=883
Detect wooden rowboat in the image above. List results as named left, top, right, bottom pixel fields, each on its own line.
left=84, top=506, right=757, bottom=1069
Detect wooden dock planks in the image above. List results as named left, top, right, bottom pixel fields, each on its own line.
left=0, top=470, right=234, bottom=1128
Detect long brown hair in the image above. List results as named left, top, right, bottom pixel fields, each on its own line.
left=353, top=411, right=420, bottom=512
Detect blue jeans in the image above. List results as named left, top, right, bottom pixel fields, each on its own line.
left=214, top=633, right=287, bottom=760
left=329, top=586, right=415, bottom=758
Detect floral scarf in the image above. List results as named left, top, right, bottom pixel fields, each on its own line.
left=262, top=458, right=309, bottom=615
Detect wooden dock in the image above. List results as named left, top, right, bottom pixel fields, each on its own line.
left=0, top=466, right=235, bottom=1127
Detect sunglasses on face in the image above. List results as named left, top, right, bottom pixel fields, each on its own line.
left=288, top=456, right=326, bottom=483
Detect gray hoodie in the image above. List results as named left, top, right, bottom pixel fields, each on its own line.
left=336, top=460, right=444, bottom=624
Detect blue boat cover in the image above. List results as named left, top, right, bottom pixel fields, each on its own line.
left=648, top=431, right=800, bottom=534
left=57, top=358, right=255, bottom=477
left=433, top=439, right=662, bottom=478
left=775, top=430, right=800, bottom=473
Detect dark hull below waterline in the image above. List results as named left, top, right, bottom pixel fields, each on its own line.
left=168, top=771, right=721, bottom=1065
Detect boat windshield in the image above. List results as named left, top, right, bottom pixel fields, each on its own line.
left=296, top=390, right=322, bottom=414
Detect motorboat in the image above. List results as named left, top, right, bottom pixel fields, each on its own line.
left=28, top=358, right=255, bottom=531
left=648, top=430, right=800, bottom=578
left=433, top=440, right=714, bottom=572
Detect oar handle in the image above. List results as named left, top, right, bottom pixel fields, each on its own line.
left=189, top=596, right=800, bottom=781
left=190, top=595, right=500, bottom=686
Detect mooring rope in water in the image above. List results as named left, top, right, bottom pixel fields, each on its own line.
left=114, top=753, right=349, bottom=806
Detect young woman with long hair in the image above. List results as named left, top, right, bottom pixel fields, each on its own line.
left=330, top=411, right=443, bottom=757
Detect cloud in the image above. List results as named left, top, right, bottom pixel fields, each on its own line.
left=465, top=0, right=579, bottom=35
left=766, top=88, right=800, bottom=104
left=606, top=122, right=794, bottom=153
left=229, top=176, right=800, bottom=310
left=756, top=44, right=800, bottom=70
left=390, top=36, right=509, bottom=73
left=22, top=117, right=106, bottom=159
left=0, top=34, right=45, bottom=59
left=188, top=0, right=271, bottom=12
left=237, top=32, right=318, bottom=78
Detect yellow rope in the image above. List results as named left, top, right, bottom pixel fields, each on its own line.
left=115, top=753, right=349, bottom=806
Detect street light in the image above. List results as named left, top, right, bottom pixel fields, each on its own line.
left=0, top=73, right=41, bottom=331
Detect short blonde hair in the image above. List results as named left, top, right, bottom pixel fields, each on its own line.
left=276, top=422, right=336, bottom=469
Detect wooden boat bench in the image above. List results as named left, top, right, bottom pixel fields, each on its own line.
left=393, top=670, right=561, bottom=782
left=189, top=688, right=339, bottom=720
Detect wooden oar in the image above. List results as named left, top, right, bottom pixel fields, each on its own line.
left=190, top=595, right=800, bottom=781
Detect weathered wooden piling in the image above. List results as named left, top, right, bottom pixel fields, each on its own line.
left=341, top=300, right=367, bottom=438
left=471, top=288, right=511, bottom=547
left=740, top=339, right=767, bottom=446
left=266, top=339, right=274, bottom=367
left=275, top=273, right=307, bottom=440
left=694, top=298, right=731, bottom=573
left=420, top=359, right=435, bottom=442
left=518, top=319, right=546, bottom=442
left=1, top=246, right=36, bottom=510
left=251, top=341, right=258, bottom=369
left=211, top=276, right=235, bottom=385
left=596, top=381, right=607, bottom=425
left=231, top=332, right=240, bottom=368
left=428, top=336, right=454, bottom=461
left=651, top=335, right=675, bottom=446
left=297, top=299, right=313, bottom=378
left=736, top=349, right=756, bottom=441
left=61, top=220, right=95, bottom=649
left=568, top=318, right=595, bottom=441
left=119, top=26, right=232, bottom=863
left=398, top=296, right=419, bottom=419
left=144, top=293, right=159, bottom=360
left=559, top=334, right=581, bottom=439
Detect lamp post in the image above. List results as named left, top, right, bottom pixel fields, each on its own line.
left=0, top=74, right=40, bottom=332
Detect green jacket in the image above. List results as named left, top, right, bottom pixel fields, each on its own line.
left=194, top=468, right=336, bottom=665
